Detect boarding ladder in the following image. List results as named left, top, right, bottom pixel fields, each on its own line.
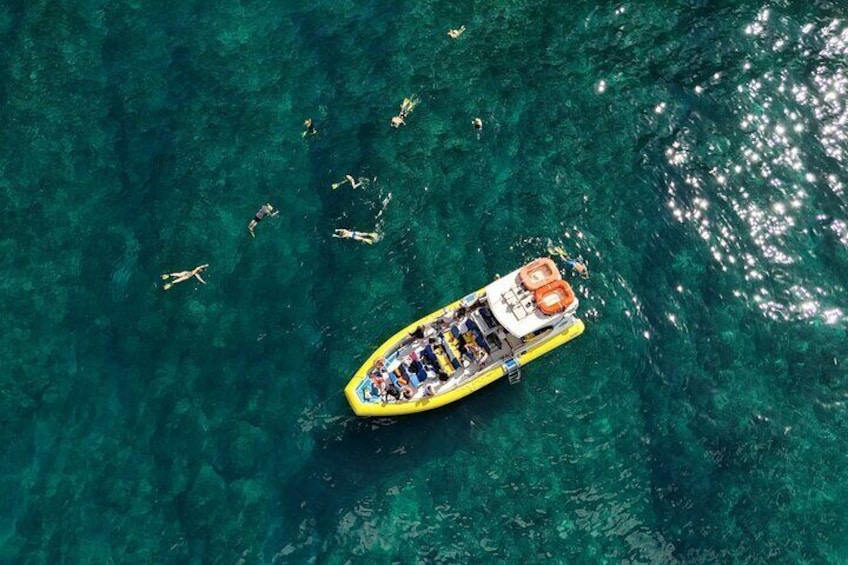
left=503, top=357, right=522, bottom=385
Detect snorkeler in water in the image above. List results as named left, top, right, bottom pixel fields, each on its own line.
left=333, top=228, right=381, bottom=245
left=448, top=25, right=466, bottom=39
left=391, top=97, right=419, bottom=127
left=248, top=203, right=279, bottom=238
left=548, top=244, right=589, bottom=279
left=161, top=264, right=209, bottom=291
left=331, top=174, right=363, bottom=190
left=302, top=118, right=318, bottom=137
left=400, top=97, right=417, bottom=118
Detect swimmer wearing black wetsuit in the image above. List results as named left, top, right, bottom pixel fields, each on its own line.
left=302, top=118, right=317, bottom=137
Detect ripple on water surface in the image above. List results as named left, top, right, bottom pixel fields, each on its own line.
left=0, top=1, right=847, bottom=564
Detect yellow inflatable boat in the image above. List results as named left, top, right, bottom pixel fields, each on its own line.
left=344, top=258, right=585, bottom=417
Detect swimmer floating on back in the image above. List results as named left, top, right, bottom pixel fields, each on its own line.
left=331, top=174, right=363, bottom=190
left=548, top=244, right=589, bottom=279
left=333, top=228, right=381, bottom=245
left=161, top=264, right=209, bottom=291
left=248, top=203, right=279, bottom=238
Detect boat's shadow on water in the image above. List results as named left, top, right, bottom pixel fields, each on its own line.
left=269, top=381, right=519, bottom=545
left=328, top=383, right=515, bottom=467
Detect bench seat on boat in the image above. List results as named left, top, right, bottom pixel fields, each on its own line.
left=439, top=337, right=462, bottom=370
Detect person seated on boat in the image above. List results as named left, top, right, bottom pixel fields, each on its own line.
left=548, top=244, right=589, bottom=279
left=369, top=370, right=387, bottom=395
left=407, top=358, right=424, bottom=375
left=383, top=382, right=401, bottom=402
left=423, top=384, right=436, bottom=397
left=366, top=378, right=385, bottom=402
left=369, top=366, right=384, bottom=380
left=401, top=386, right=414, bottom=400
left=400, top=329, right=423, bottom=349
left=437, top=369, right=450, bottom=382
left=369, top=358, right=386, bottom=377
left=466, top=342, right=489, bottom=365
left=434, top=315, right=453, bottom=334
left=457, top=341, right=473, bottom=366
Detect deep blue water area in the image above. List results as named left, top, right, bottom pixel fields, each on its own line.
left=1, top=1, right=847, bottom=563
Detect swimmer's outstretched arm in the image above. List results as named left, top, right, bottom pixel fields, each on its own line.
left=194, top=273, right=206, bottom=284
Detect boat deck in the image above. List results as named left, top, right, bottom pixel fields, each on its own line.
left=353, top=294, right=570, bottom=407
left=355, top=298, right=517, bottom=405
left=345, top=258, right=586, bottom=417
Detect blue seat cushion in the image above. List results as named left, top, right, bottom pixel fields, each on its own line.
left=423, top=345, right=439, bottom=367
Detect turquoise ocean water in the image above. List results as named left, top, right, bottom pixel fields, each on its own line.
left=1, top=1, right=847, bottom=562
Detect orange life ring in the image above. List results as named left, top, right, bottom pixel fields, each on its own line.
left=519, top=258, right=561, bottom=290
left=534, top=280, right=575, bottom=315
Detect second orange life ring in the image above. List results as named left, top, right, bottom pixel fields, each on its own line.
left=534, top=280, right=575, bottom=315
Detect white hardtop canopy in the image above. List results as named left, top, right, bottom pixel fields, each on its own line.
left=485, top=267, right=563, bottom=338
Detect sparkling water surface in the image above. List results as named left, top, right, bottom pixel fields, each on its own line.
left=1, top=1, right=847, bottom=563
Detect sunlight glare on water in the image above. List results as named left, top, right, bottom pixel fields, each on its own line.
left=662, top=8, right=847, bottom=326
